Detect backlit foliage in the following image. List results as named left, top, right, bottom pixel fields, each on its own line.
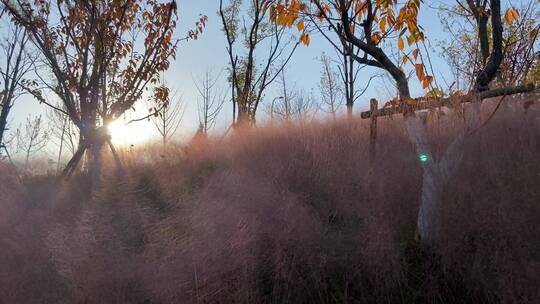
left=2, top=0, right=206, bottom=128
left=272, top=0, right=524, bottom=93
left=1, top=0, right=206, bottom=176
left=272, top=0, right=434, bottom=90
left=438, top=2, right=533, bottom=91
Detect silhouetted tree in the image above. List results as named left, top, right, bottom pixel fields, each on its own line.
left=46, top=106, right=79, bottom=173
left=219, top=0, right=300, bottom=126
left=318, top=53, right=342, bottom=118
left=151, top=90, right=185, bottom=146
left=16, top=115, right=48, bottom=171
left=194, top=70, right=226, bottom=135
left=0, top=20, right=34, bottom=155
left=2, top=0, right=206, bottom=187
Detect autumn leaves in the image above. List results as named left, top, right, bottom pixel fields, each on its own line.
left=269, top=0, right=523, bottom=93
left=504, top=6, right=520, bottom=25
left=269, top=1, right=311, bottom=46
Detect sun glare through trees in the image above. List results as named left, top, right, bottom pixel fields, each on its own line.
left=107, top=118, right=154, bottom=146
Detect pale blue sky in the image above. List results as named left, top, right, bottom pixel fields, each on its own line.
left=4, top=0, right=522, bottom=155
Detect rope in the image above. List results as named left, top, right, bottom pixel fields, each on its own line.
left=468, top=94, right=508, bottom=136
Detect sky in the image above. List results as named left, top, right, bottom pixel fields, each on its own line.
left=2, top=0, right=509, bottom=159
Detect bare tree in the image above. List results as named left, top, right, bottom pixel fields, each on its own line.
left=339, top=42, right=356, bottom=117
left=150, top=90, right=186, bottom=146
left=438, top=1, right=539, bottom=91
left=500, top=2, right=540, bottom=86
left=337, top=43, right=378, bottom=118
left=319, top=53, right=343, bottom=118
left=271, top=69, right=297, bottom=121
left=46, top=106, right=79, bottom=173
left=219, top=0, right=299, bottom=126
left=272, top=71, right=317, bottom=122
left=16, top=115, right=48, bottom=171
left=193, top=70, right=226, bottom=135
left=0, top=20, right=34, bottom=154
left=291, top=89, right=318, bottom=122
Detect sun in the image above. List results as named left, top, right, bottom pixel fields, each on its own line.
left=107, top=118, right=154, bottom=146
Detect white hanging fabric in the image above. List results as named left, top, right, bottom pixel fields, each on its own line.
left=405, top=98, right=481, bottom=242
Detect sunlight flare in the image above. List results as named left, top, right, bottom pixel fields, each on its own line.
left=107, top=118, right=154, bottom=146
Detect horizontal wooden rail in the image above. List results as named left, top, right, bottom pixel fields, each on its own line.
left=360, top=83, right=538, bottom=119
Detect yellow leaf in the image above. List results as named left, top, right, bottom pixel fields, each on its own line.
left=402, top=54, right=409, bottom=64
left=270, top=5, right=276, bottom=20
left=290, top=0, right=301, bottom=13
left=407, top=35, right=415, bottom=46
left=297, top=20, right=304, bottom=32
left=398, top=36, right=404, bottom=51
left=286, top=13, right=295, bottom=26
left=380, top=18, right=386, bottom=33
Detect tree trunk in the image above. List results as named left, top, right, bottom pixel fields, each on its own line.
left=61, top=137, right=86, bottom=178
left=396, top=73, right=411, bottom=100
left=107, top=140, right=124, bottom=172
left=56, top=117, right=67, bottom=174
left=0, top=102, right=11, bottom=146
left=235, top=105, right=254, bottom=127
left=60, top=123, right=121, bottom=188
left=475, top=0, right=503, bottom=91
left=346, top=104, right=353, bottom=119
left=478, top=15, right=490, bottom=65
left=24, top=148, right=31, bottom=172
left=88, top=139, right=104, bottom=189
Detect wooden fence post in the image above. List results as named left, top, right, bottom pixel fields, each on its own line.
left=369, top=98, right=378, bottom=158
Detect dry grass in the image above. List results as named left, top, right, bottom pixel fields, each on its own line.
left=0, top=101, right=539, bottom=303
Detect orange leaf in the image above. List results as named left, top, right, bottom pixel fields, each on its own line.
left=297, top=20, right=304, bottom=31
left=355, top=1, right=366, bottom=15
left=277, top=3, right=284, bottom=14
left=402, top=54, right=409, bottom=64
left=423, top=76, right=433, bottom=89
left=398, top=36, right=404, bottom=51
left=371, top=32, right=381, bottom=44
left=504, top=8, right=515, bottom=25
left=415, top=64, right=425, bottom=81
left=300, top=33, right=310, bottom=46
left=511, top=8, right=520, bottom=20
left=380, top=18, right=386, bottom=33
left=412, top=48, right=419, bottom=60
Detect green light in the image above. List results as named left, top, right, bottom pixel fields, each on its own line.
left=419, top=154, right=429, bottom=162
